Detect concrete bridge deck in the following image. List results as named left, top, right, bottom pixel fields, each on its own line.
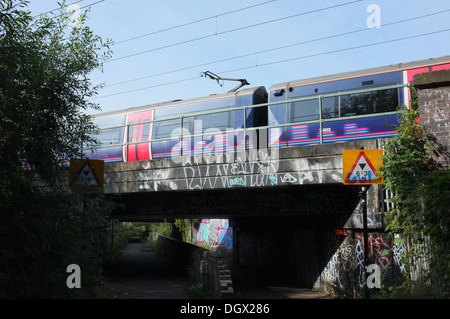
left=104, top=139, right=382, bottom=195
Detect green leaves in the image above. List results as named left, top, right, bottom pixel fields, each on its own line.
left=1, top=1, right=112, bottom=182
left=0, top=1, right=114, bottom=298
left=380, top=93, right=450, bottom=295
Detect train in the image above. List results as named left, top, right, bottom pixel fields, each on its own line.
left=85, top=56, right=450, bottom=163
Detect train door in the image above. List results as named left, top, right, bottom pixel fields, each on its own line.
left=137, top=110, right=153, bottom=161
left=124, top=110, right=153, bottom=162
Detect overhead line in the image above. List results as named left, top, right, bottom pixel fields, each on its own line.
left=91, top=76, right=200, bottom=99
left=33, top=0, right=105, bottom=18
left=106, top=0, right=362, bottom=63
left=113, top=0, right=278, bottom=45
left=33, top=0, right=85, bottom=17
left=105, top=9, right=450, bottom=87
left=91, top=28, right=450, bottom=100
left=221, top=29, right=450, bottom=73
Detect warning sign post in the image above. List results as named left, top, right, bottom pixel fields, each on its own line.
left=69, top=159, right=104, bottom=188
left=342, top=149, right=383, bottom=185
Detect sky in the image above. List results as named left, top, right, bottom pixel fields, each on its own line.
left=26, top=0, right=450, bottom=115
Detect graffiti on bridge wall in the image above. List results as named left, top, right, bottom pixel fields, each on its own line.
left=197, top=219, right=232, bottom=251
left=315, top=232, right=405, bottom=294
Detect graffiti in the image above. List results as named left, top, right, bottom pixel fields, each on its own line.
left=138, top=168, right=178, bottom=191
left=174, top=147, right=347, bottom=190
left=229, top=177, right=246, bottom=187
left=355, top=238, right=366, bottom=288
left=317, top=233, right=406, bottom=292
left=356, top=234, right=391, bottom=270
left=322, top=243, right=355, bottom=288
left=281, top=173, right=297, bottom=183
left=393, top=233, right=406, bottom=273
left=182, top=159, right=279, bottom=190
left=269, top=174, right=277, bottom=186
left=197, top=219, right=232, bottom=251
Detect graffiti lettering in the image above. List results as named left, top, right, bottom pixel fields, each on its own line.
left=316, top=233, right=407, bottom=293
left=197, top=219, right=232, bottom=251
left=229, top=177, right=246, bottom=187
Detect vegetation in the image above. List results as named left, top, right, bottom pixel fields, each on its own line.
left=0, top=0, right=113, bottom=298
left=379, top=94, right=450, bottom=298
left=174, top=219, right=195, bottom=242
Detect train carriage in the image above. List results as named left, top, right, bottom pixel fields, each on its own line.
left=86, top=56, right=450, bottom=162
left=85, top=86, right=267, bottom=163
left=267, top=56, right=450, bottom=148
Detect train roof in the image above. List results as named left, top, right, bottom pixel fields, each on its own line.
left=269, top=55, right=450, bottom=91
left=92, top=85, right=267, bottom=119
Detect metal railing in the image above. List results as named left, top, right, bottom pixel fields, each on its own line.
left=88, top=83, right=408, bottom=152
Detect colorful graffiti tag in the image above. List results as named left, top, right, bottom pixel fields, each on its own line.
left=197, top=219, right=233, bottom=251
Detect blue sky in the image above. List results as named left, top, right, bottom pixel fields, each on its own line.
left=27, top=0, right=450, bottom=115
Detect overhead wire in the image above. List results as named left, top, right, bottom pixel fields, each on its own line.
left=33, top=0, right=105, bottom=18
left=91, top=27, right=450, bottom=100
left=99, top=9, right=450, bottom=89
left=113, top=0, right=278, bottom=45
left=106, top=0, right=363, bottom=63
left=221, top=28, right=450, bottom=74
left=33, top=0, right=84, bottom=17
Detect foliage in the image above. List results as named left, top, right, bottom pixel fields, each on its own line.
left=0, top=0, right=113, bottom=298
left=174, top=219, right=194, bottom=242
left=103, top=223, right=129, bottom=265
left=148, top=221, right=173, bottom=237
left=185, top=266, right=209, bottom=298
left=379, top=95, right=450, bottom=296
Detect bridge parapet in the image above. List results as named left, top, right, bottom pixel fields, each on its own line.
left=104, top=140, right=381, bottom=194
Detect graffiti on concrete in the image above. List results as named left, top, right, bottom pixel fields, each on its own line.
left=197, top=219, right=232, bottom=251
left=315, top=233, right=405, bottom=293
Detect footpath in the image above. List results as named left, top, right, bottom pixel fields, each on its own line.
left=98, top=240, right=189, bottom=299
left=96, top=240, right=330, bottom=299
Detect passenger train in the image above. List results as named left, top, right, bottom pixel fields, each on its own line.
left=85, top=56, right=450, bottom=163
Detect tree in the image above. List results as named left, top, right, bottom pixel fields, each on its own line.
left=380, top=94, right=450, bottom=297
left=0, top=0, right=113, bottom=298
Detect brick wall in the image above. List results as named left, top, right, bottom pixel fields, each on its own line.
left=413, top=69, right=450, bottom=168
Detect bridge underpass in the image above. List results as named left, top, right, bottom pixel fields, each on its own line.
left=102, top=140, right=386, bottom=295
left=107, top=184, right=363, bottom=288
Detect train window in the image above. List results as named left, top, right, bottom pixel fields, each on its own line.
left=127, top=122, right=137, bottom=143
left=96, top=128, right=123, bottom=145
left=142, top=122, right=150, bottom=141
left=322, top=96, right=339, bottom=119
left=290, top=99, right=319, bottom=122
left=154, top=119, right=180, bottom=140
left=194, top=111, right=231, bottom=134
left=92, top=115, right=125, bottom=146
left=340, top=88, right=398, bottom=117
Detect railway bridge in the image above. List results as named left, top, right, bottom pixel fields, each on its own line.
left=103, top=139, right=382, bottom=222
left=101, top=139, right=389, bottom=294
left=90, top=66, right=449, bottom=297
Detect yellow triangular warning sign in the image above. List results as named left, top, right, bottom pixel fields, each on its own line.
left=74, top=163, right=101, bottom=186
left=343, top=150, right=383, bottom=185
left=69, top=160, right=103, bottom=188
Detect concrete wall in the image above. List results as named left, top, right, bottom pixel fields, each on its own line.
left=156, top=235, right=234, bottom=298
left=231, top=184, right=403, bottom=298
left=104, top=140, right=379, bottom=194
